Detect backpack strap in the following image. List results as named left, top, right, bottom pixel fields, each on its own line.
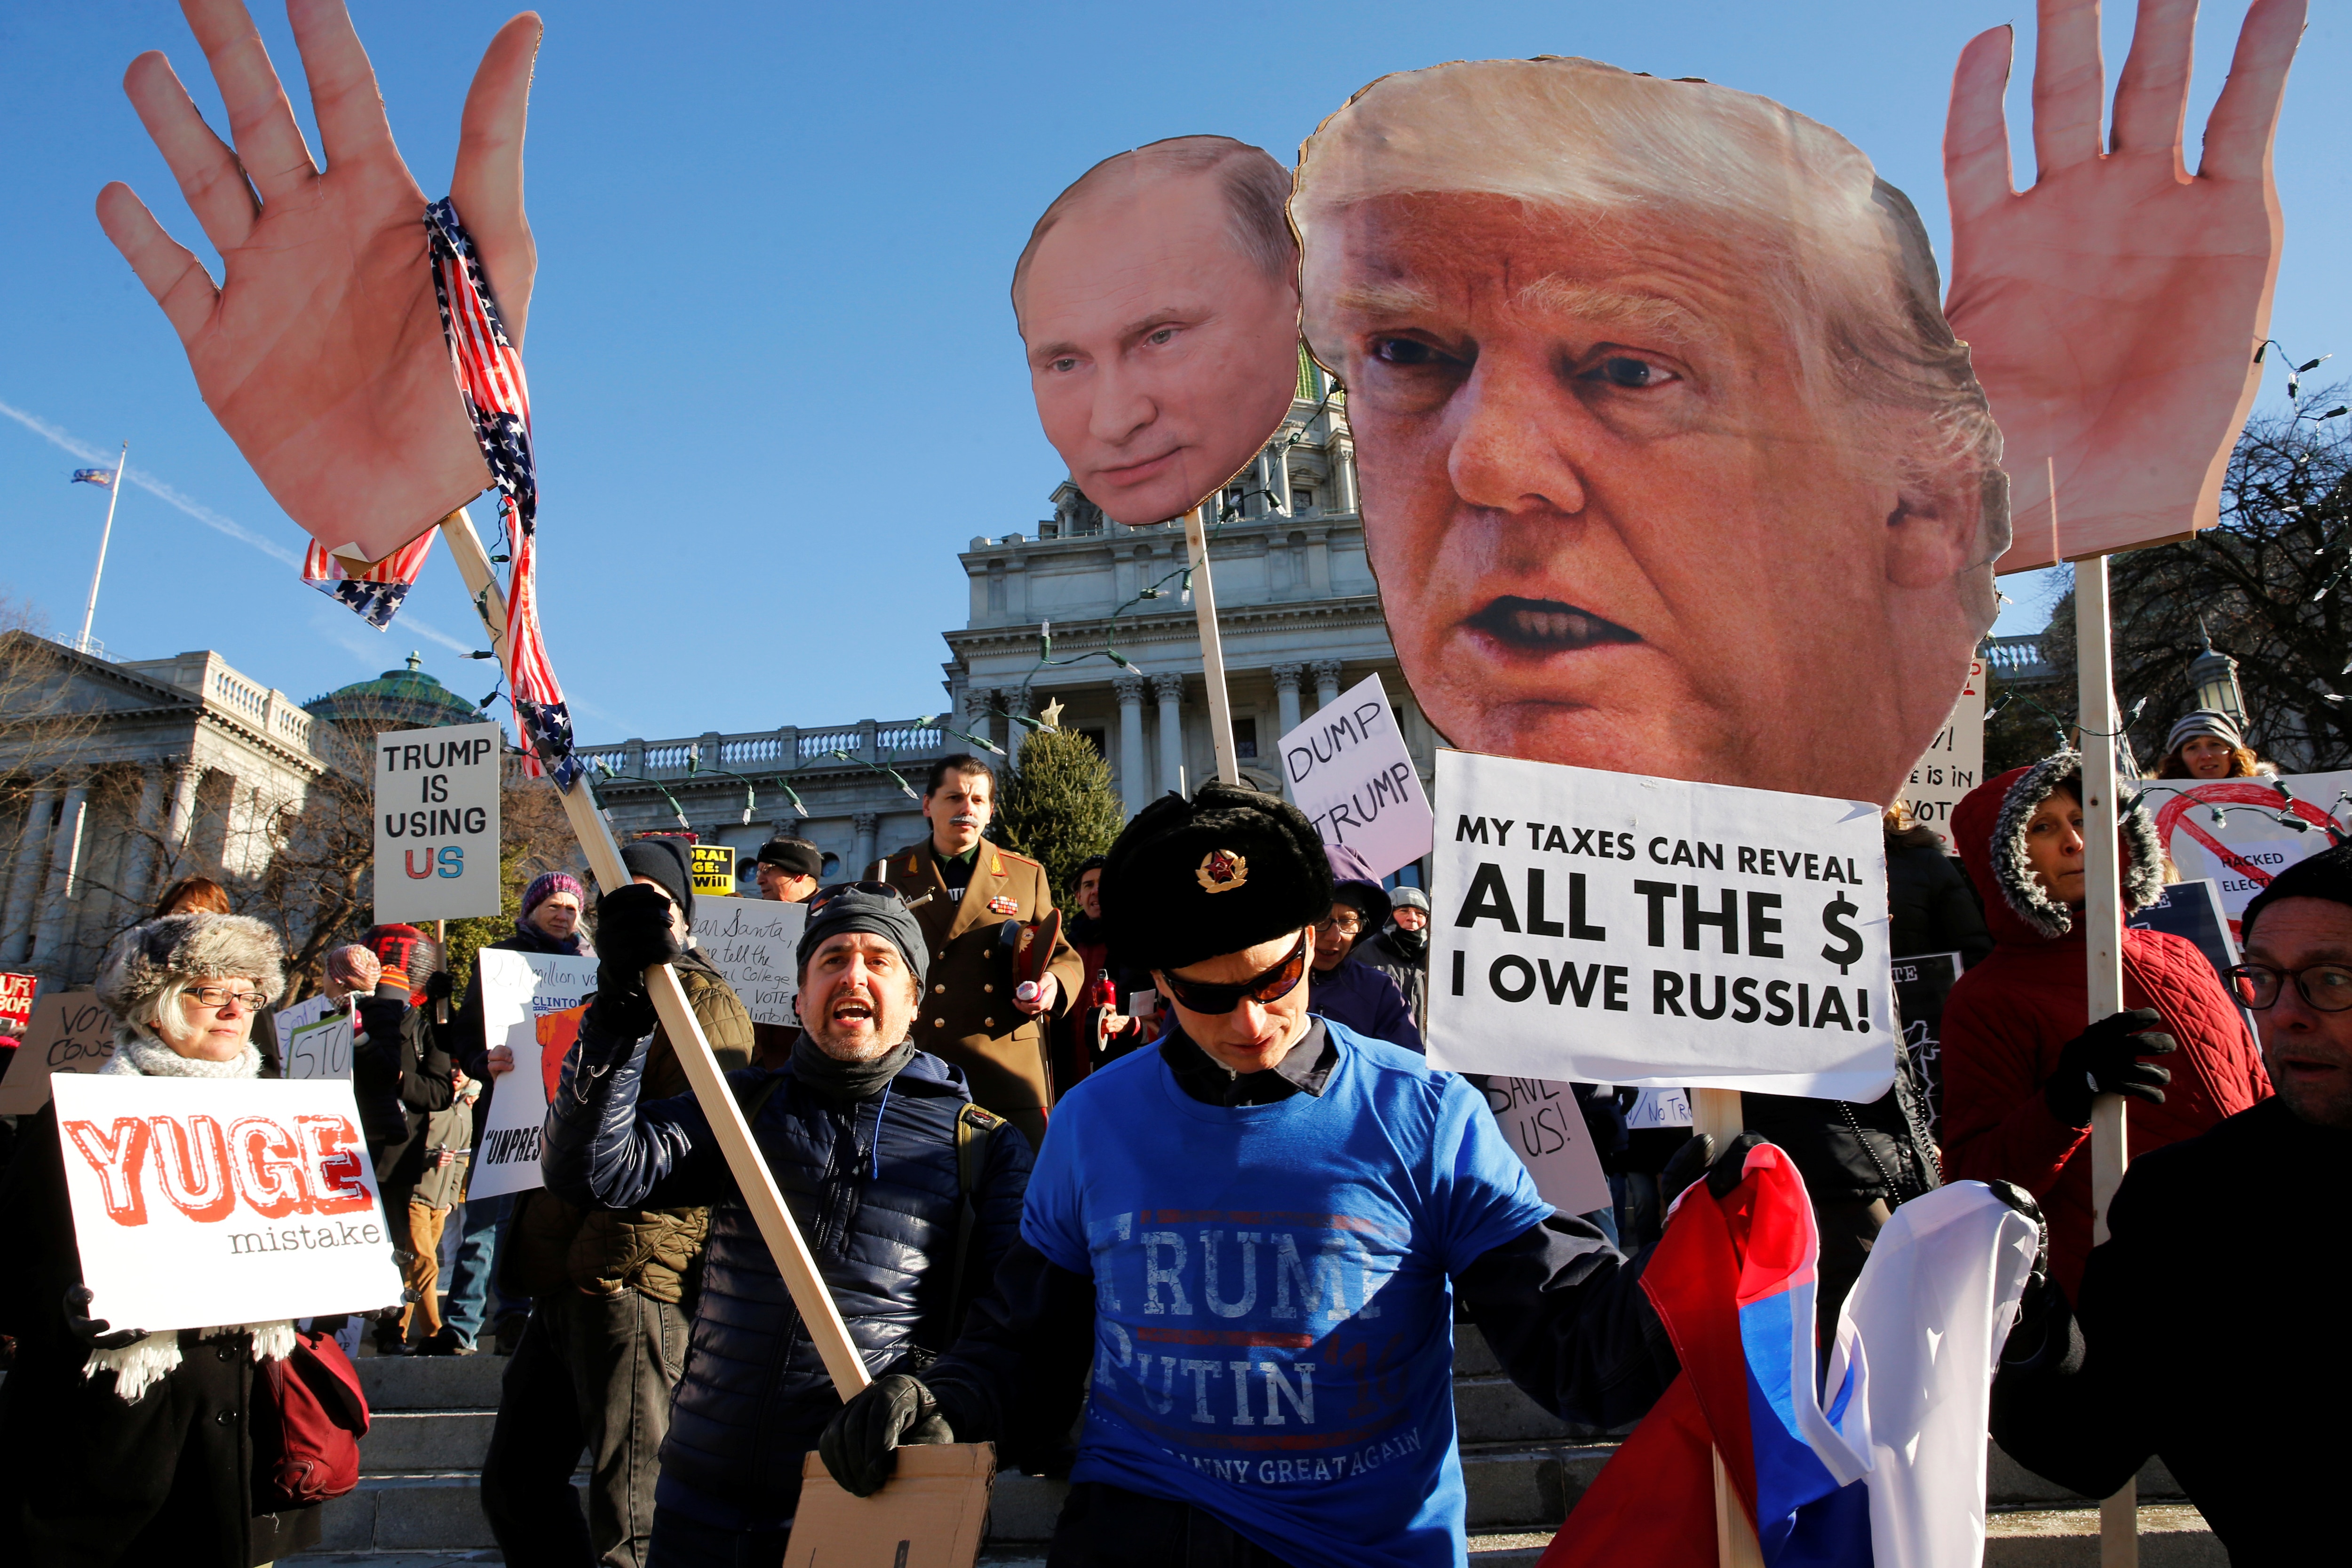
left=735, top=1070, right=790, bottom=1127
left=949, top=1102, right=1002, bottom=1332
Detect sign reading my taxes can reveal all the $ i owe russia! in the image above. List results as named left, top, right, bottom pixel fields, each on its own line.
left=374, top=721, right=503, bottom=924
left=1428, top=752, right=1894, bottom=1101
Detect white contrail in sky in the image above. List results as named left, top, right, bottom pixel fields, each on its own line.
left=0, top=396, right=478, bottom=657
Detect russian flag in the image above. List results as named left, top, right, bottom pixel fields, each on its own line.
left=1541, top=1146, right=2038, bottom=1568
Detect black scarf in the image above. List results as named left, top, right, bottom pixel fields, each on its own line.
left=790, top=1032, right=914, bottom=1103
left=1383, top=923, right=1427, bottom=962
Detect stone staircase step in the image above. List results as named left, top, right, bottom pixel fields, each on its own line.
left=362, top=1410, right=497, bottom=1473
left=1986, top=1504, right=2219, bottom=1567
left=358, top=1353, right=505, bottom=1411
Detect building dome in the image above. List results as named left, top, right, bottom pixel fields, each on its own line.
left=303, top=652, right=483, bottom=731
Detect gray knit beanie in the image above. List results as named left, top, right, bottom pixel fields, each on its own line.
left=2165, top=710, right=2243, bottom=756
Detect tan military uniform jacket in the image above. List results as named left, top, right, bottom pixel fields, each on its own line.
left=885, top=837, right=1084, bottom=1122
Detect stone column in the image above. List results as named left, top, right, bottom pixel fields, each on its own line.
left=1152, top=674, right=1187, bottom=798
left=29, top=775, right=91, bottom=973
left=0, top=780, right=62, bottom=965
left=1334, top=442, right=1359, bottom=515
left=852, top=812, right=880, bottom=879
left=1272, top=665, right=1306, bottom=798
left=1311, top=659, right=1344, bottom=712
left=164, top=760, right=204, bottom=857
left=1114, top=674, right=1148, bottom=815
left=965, top=688, right=995, bottom=751
left=1001, top=688, right=1031, bottom=772
left=117, top=764, right=169, bottom=923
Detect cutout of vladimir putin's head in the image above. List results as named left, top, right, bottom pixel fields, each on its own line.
left=1294, top=60, right=2011, bottom=806
left=1015, top=135, right=1303, bottom=528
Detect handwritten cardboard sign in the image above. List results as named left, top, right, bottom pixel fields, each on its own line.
left=0, top=990, right=115, bottom=1114
left=692, top=895, right=808, bottom=1028
left=373, top=721, right=504, bottom=924
left=1625, top=1087, right=1692, bottom=1130
left=467, top=948, right=599, bottom=1201
left=1279, top=674, right=1436, bottom=881
left=273, top=995, right=354, bottom=1081
left=1904, top=661, right=1985, bottom=855
left=2146, top=771, right=2352, bottom=937
left=1478, top=1076, right=1610, bottom=1218
left=52, top=1074, right=403, bottom=1331
left=1427, top=752, right=1894, bottom=1100
left=0, top=971, right=36, bottom=1027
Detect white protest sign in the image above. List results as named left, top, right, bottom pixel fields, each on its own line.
left=466, top=947, right=599, bottom=1200
left=52, top=1075, right=402, bottom=1332
left=693, top=895, right=807, bottom=1028
left=1626, top=1087, right=1693, bottom=1130
left=1478, top=1076, right=1611, bottom=1217
left=1427, top=751, right=1894, bottom=1099
left=0, top=990, right=114, bottom=1114
left=274, top=994, right=353, bottom=1081
left=1279, top=674, right=1436, bottom=881
left=1903, top=660, right=1985, bottom=854
left=2145, top=770, right=2352, bottom=937
left=373, top=721, right=504, bottom=923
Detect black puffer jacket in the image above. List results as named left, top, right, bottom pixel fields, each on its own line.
left=1885, top=824, right=1993, bottom=967
left=540, top=1017, right=1032, bottom=1519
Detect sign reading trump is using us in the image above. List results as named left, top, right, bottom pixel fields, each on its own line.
left=1428, top=750, right=1892, bottom=1101
left=374, top=721, right=503, bottom=924
left=52, top=1075, right=402, bottom=1332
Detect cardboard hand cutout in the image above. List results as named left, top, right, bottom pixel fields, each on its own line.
left=1015, top=136, right=1303, bottom=527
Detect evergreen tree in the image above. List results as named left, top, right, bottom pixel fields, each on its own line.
left=994, top=725, right=1124, bottom=903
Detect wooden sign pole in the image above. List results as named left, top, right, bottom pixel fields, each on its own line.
left=439, top=508, right=872, bottom=1398
left=2072, top=550, right=2137, bottom=1568
left=1182, top=503, right=1241, bottom=786
left=1689, top=1087, right=1763, bottom=1568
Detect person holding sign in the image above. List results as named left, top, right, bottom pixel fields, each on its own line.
left=822, top=785, right=1699, bottom=1568
left=1940, top=755, right=2271, bottom=1295
left=541, top=881, right=1032, bottom=1561
left=0, top=913, right=326, bottom=1564
left=1991, top=844, right=2352, bottom=1561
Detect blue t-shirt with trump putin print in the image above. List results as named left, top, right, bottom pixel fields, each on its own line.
left=1021, top=1018, right=1554, bottom=1568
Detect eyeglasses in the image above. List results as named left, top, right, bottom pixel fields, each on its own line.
left=188, top=985, right=268, bottom=1011
left=1158, top=931, right=1311, bottom=1016
left=1313, top=914, right=1363, bottom=939
left=2224, top=963, right=2352, bottom=1013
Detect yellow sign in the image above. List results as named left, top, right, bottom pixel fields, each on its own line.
left=691, top=844, right=736, bottom=897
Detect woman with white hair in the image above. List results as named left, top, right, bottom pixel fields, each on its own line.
left=0, top=913, right=327, bottom=1565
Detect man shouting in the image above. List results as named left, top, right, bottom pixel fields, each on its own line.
left=822, top=783, right=1686, bottom=1567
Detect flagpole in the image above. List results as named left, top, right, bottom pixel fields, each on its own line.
left=1691, top=1087, right=1764, bottom=1568
left=76, top=442, right=127, bottom=655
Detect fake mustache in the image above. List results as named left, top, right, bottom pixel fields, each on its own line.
left=950, top=814, right=982, bottom=827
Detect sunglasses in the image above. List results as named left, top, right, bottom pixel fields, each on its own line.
left=1158, top=931, right=1311, bottom=1016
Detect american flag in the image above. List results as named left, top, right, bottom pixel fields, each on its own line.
left=424, top=198, right=577, bottom=787
left=302, top=533, right=435, bottom=629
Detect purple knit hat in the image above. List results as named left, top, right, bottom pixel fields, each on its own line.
left=521, top=871, right=587, bottom=921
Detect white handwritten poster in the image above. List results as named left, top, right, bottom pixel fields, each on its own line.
left=1279, top=675, right=1436, bottom=881
left=1478, top=1076, right=1611, bottom=1218
left=466, top=948, right=598, bottom=1201
left=692, top=895, right=807, bottom=1028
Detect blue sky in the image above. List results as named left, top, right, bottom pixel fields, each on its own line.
left=4, top=1, right=2345, bottom=744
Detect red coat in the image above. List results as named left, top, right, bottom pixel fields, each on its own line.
left=1940, top=761, right=2269, bottom=1297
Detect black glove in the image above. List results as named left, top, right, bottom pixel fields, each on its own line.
left=818, top=1373, right=955, bottom=1497
left=586, top=883, right=683, bottom=1038
left=63, top=1284, right=146, bottom=1352
left=421, top=970, right=456, bottom=1005
left=1659, top=1130, right=1766, bottom=1208
left=2044, top=1007, right=2175, bottom=1127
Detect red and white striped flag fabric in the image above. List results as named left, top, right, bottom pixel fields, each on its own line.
left=424, top=198, right=578, bottom=786
left=302, top=532, right=435, bottom=629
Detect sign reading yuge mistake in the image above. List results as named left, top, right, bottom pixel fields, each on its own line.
left=373, top=721, right=503, bottom=924
left=1428, top=752, right=1893, bottom=1100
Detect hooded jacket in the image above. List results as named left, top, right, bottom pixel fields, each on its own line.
left=1939, top=755, right=2269, bottom=1295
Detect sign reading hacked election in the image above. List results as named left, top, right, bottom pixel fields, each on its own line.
left=53, top=1074, right=403, bottom=1332
left=692, top=895, right=806, bottom=1029
left=467, top=947, right=599, bottom=1201
left=374, top=721, right=503, bottom=924
left=1279, top=674, right=1435, bottom=881
left=1427, top=751, right=1893, bottom=1100
left=2145, top=771, right=2352, bottom=938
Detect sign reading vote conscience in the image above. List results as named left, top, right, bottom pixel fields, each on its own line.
left=374, top=721, right=503, bottom=924
left=1428, top=751, right=1892, bottom=1100
left=467, top=947, right=599, bottom=1201
left=52, top=1075, right=401, bottom=1331
left=0, top=990, right=114, bottom=1115
left=693, top=895, right=807, bottom=1028
left=1279, top=675, right=1435, bottom=881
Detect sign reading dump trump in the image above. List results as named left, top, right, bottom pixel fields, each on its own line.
left=373, top=721, right=503, bottom=924
left=52, top=1075, right=402, bottom=1332
left=1279, top=674, right=1436, bottom=881
left=1427, top=752, right=1894, bottom=1100
left=467, top=947, right=600, bottom=1201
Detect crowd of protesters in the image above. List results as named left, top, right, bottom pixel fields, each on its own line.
left=0, top=723, right=2340, bottom=1564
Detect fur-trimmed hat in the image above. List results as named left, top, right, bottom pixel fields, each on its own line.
left=95, top=913, right=287, bottom=1023
left=1102, top=781, right=1335, bottom=973
left=1978, top=752, right=2165, bottom=939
